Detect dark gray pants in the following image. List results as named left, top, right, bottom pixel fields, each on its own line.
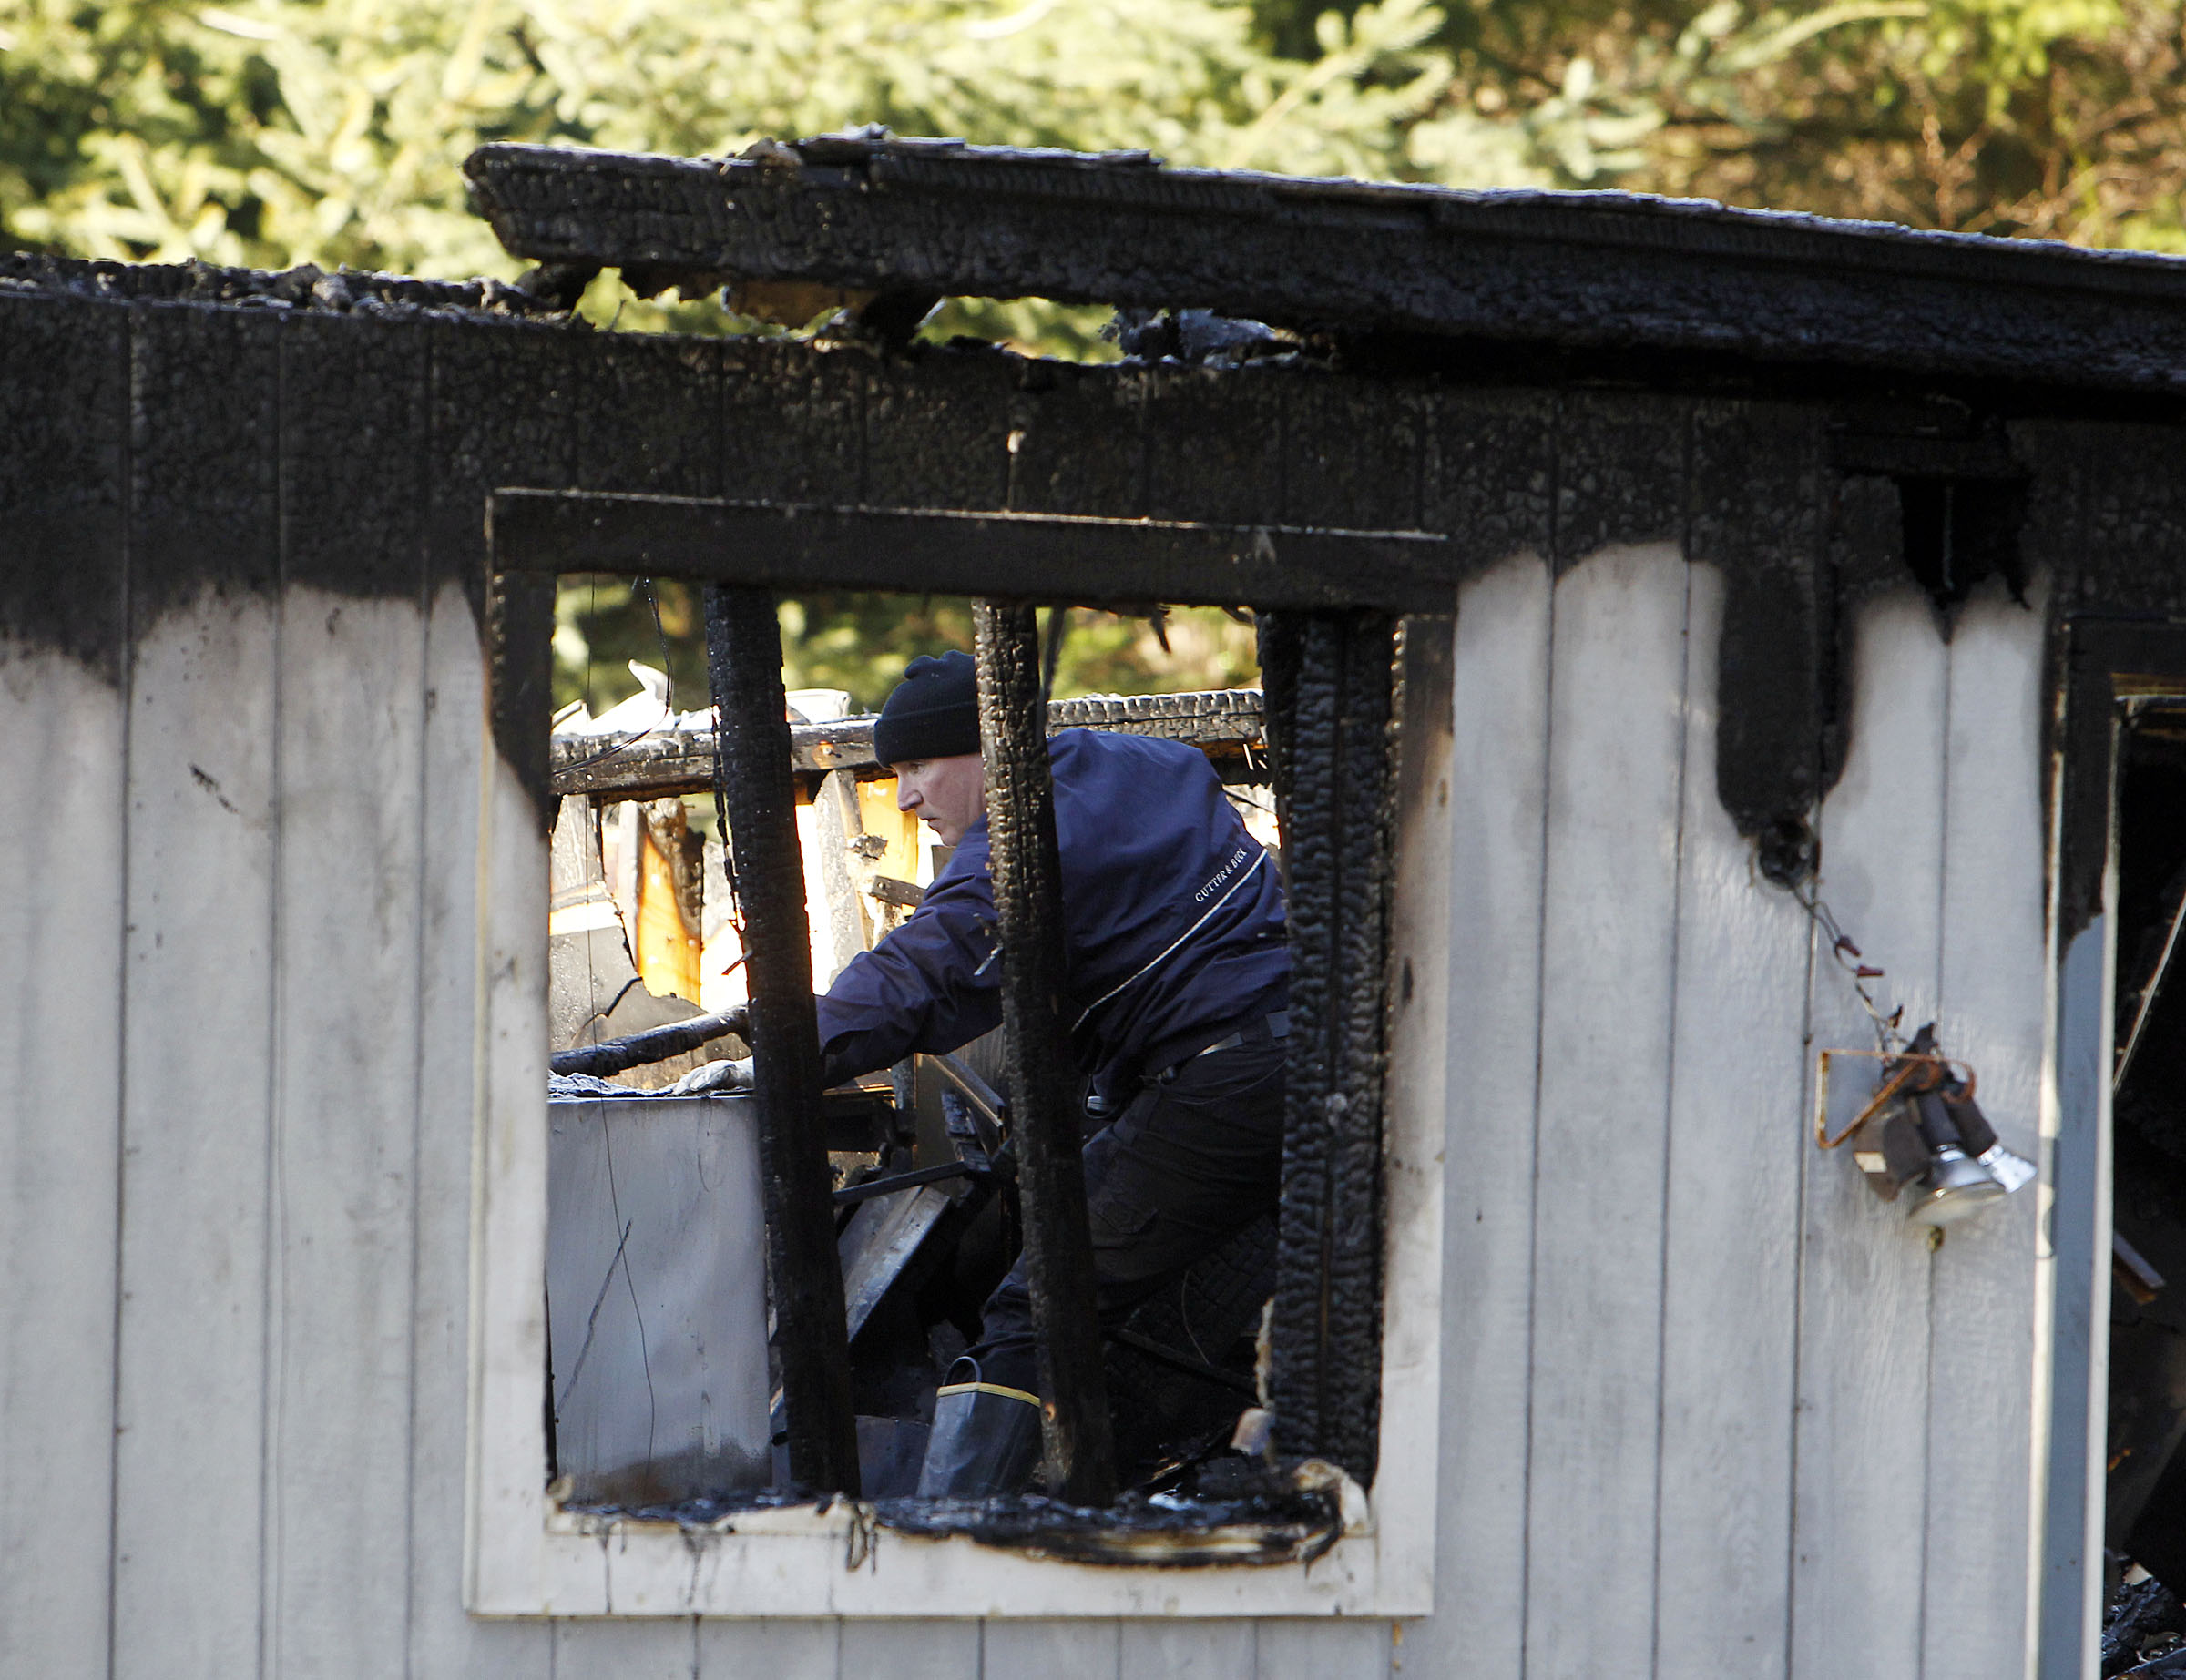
left=969, top=1033, right=1286, bottom=1395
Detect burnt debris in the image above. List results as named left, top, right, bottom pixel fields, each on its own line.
left=465, top=134, right=2186, bottom=401
left=870, top=1478, right=1340, bottom=1567
left=0, top=249, right=577, bottom=323
left=2107, top=1573, right=2186, bottom=1675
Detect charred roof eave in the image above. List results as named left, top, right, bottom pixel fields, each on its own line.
left=466, top=136, right=2186, bottom=402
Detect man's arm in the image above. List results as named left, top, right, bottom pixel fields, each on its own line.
left=812, top=853, right=1004, bottom=1085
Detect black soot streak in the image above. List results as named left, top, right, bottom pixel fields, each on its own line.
left=189, top=764, right=240, bottom=817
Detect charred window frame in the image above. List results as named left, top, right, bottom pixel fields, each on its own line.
left=2043, top=619, right=2186, bottom=1671
left=469, top=491, right=1452, bottom=1616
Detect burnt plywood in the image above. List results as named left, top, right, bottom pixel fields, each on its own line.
left=577, top=332, right=724, bottom=500
left=865, top=349, right=1014, bottom=512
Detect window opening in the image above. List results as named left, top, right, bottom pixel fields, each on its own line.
left=484, top=494, right=1445, bottom=1602
left=531, top=565, right=1361, bottom=1546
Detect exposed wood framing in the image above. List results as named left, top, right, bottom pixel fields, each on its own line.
left=1259, top=610, right=1398, bottom=1481
left=703, top=583, right=861, bottom=1494
left=491, top=492, right=1450, bottom=612
left=972, top=599, right=1117, bottom=1506
left=550, top=687, right=1268, bottom=800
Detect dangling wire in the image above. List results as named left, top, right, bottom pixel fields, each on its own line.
left=1789, top=877, right=1905, bottom=1054
left=557, top=575, right=681, bottom=779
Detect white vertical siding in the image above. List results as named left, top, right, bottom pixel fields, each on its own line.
left=113, top=586, right=281, bottom=1679
left=407, top=580, right=548, bottom=1674
left=267, top=589, right=429, bottom=1676
left=698, top=1616, right=843, bottom=1678
left=1422, top=553, right=1555, bottom=1680
left=1404, top=556, right=2051, bottom=1680
left=1653, top=562, right=1811, bottom=1677
left=2041, top=911, right=2115, bottom=1677
left=1251, top=1618, right=1392, bottom=1680
left=979, top=1618, right=1122, bottom=1677
left=1116, top=1618, right=1257, bottom=1678
left=1926, top=580, right=2050, bottom=1680
left=557, top=1614, right=698, bottom=1677
left=837, top=1619, right=980, bottom=1678
left=1793, top=595, right=1949, bottom=1680
left=1527, top=542, right=1693, bottom=1680
left=0, top=648, right=126, bottom=1677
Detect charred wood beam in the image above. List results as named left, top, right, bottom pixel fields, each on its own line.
left=549, top=688, right=1270, bottom=800
left=973, top=599, right=1118, bottom=1507
left=1262, top=609, right=1396, bottom=1483
left=467, top=137, right=2186, bottom=399
left=703, top=583, right=862, bottom=1495
left=490, top=493, right=1450, bottom=615
left=550, top=1005, right=748, bottom=1078
left=489, top=573, right=560, bottom=834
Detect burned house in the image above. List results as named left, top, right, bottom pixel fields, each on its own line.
left=4, top=135, right=2184, bottom=1676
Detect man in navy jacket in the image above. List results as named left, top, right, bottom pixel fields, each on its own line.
left=820, top=651, right=1291, bottom=1497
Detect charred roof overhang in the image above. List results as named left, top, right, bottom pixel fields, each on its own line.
left=466, top=134, right=2186, bottom=406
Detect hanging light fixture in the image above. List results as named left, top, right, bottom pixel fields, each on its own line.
left=1904, top=1087, right=2007, bottom=1228
left=1815, top=1024, right=2035, bottom=1231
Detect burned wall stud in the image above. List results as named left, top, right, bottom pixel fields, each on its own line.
left=1262, top=607, right=1398, bottom=1482
left=972, top=599, right=1118, bottom=1507
left=704, top=582, right=862, bottom=1496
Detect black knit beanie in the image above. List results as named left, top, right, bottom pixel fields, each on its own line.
left=872, top=650, right=981, bottom=766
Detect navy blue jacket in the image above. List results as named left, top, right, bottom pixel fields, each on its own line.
left=815, top=729, right=1288, bottom=1096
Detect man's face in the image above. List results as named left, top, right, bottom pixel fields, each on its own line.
left=893, top=752, right=986, bottom=847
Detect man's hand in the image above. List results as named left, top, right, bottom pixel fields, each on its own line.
left=664, top=1056, right=754, bottom=1096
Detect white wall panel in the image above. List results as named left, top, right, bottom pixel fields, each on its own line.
left=111, top=589, right=281, bottom=1679
left=1, top=404, right=2083, bottom=1680
left=1407, top=555, right=1554, bottom=1680
left=1250, top=1618, right=1390, bottom=1680
left=979, top=1618, right=1119, bottom=1679
left=837, top=1618, right=978, bottom=1679
left=408, top=582, right=552, bottom=1678
left=1117, top=1618, right=1255, bottom=1680
left=1926, top=580, right=2050, bottom=1680
left=557, top=1615, right=696, bottom=1678
left=697, top=1616, right=841, bottom=1680
left=266, top=589, right=426, bottom=1678
left=0, top=648, right=126, bottom=1678
left=1653, top=565, right=1810, bottom=1675
left=1793, top=593, right=1949, bottom=1680
left=2041, top=913, right=2114, bottom=1680
left=1527, top=543, right=1692, bottom=1679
